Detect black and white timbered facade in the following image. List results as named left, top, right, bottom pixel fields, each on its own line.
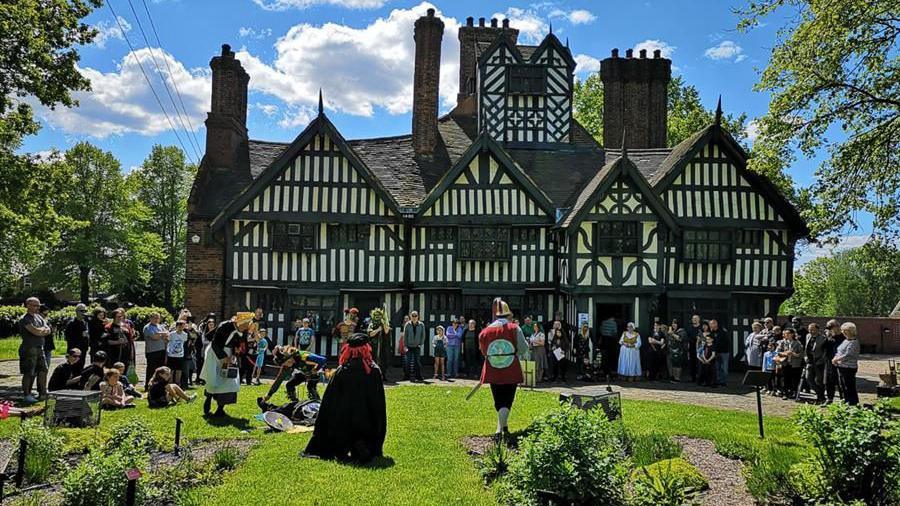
left=186, top=10, right=808, bottom=360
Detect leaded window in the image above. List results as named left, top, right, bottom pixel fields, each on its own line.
left=507, top=65, right=546, bottom=94
left=458, top=227, right=510, bottom=260
left=513, top=228, right=539, bottom=244
left=328, top=224, right=369, bottom=248
left=427, top=228, right=457, bottom=243
left=683, top=230, right=733, bottom=262
left=272, top=222, right=318, bottom=252
left=594, top=221, right=640, bottom=255
left=737, top=229, right=762, bottom=249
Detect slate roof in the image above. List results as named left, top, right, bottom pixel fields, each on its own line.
left=249, top=140, right=290, bottom=179
left=558, top=157, right=620, bottom=228
left=603, top=147, right=672, bottom=184
left=475, top=42, right=539, bottom=61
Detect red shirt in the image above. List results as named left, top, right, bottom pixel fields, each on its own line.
left=478, top=320, right=523, bottom=385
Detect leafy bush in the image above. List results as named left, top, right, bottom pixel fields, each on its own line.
left=714, top=438, right=759, bottom=462
left=212, top=445, right=241, bottom=471
left=61, top=448, right=148, bottom=506
left=745, top=445, right=802, bottom=502
left=477, top=442, right=511, bottom=484
left=627, top=432, right=682, bottom=467
left=143, top=448, right=217, bottom=505
left=105, top=418, right=157, bottom=455
left=630, top=458, right=706, bottom=506
left=125, top=306, right=174, bottom=331
left=500, top=403, right=629, bottom=506
left=791, top=401, right=900, bottom=505
left=14, top=419, right=64, bottom=484
left=0, top=305, right=27, bottom=338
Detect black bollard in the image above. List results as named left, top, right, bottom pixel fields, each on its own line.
left=14, top=438, right=26, bottom=488
left=174, top=418, right=183, bottom=457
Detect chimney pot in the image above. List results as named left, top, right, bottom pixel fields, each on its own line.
left=653, top=49, right=661, bottom=58
left=611, top=48, right=619, bottom=58
left=626, top=48, right=633, bottom=58
left=639, top=49, right=647, bottom=58
left=502, top=18, right=509, bottom=28
left=466, top=16, right=473, bottom=26
left=490, top=18, right=498, bottom=27
left=426, top=7, right=434, bottom=16
left=479, top=17, right=485, bottom=26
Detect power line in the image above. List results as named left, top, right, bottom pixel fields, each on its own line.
left=139, top=0, right=204, bottom=159
left=104, top=0, right=197, bottom=166
left=123, top=0, right=202, bottom=161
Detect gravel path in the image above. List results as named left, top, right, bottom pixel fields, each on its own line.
left=674, top=436, right=755, bottom=506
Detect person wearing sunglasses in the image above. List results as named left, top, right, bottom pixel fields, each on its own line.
left=48, top=348, right=84, bottom=391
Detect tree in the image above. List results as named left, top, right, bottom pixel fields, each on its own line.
left=0, top=0, right=101, bottom=287
left=781, top=238, right=900, bottom=316
left=739, top=0, right=900, bottom=240
left=573, top=74, right=750, bottom=147
left=37, top=142, right=162, bottom=302
left=129, top=145, right=195, bottom=310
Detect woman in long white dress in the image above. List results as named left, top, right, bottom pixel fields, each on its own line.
left=617, top=322, right=642, bottom=381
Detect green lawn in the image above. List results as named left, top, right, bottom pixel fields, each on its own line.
left=0, top=337, right=67, bottom=361
left=1, top=385, right=805, bottom=505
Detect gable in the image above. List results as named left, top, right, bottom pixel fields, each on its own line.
left=211, top=113, right=401, bottom=229
left=593, top=175, right=654, bottom=216
left=418, top=135, right=554, bottom=222
left=240, top=132, right=395, bottom=218
left=662, top=140, right=784, bottom=224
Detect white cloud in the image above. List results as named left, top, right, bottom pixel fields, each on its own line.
left=704, top=40, right=746, bottom=62
left=795, top=235, right=872, bottom=267
left=277, top=105, right=317, bottom=129
left=574, top=54, right=601, bottom=75
left=745, top=120, right=761, bottom=142
left=251, top=0, right=385, bottom=10
left=549, top=8, right=596, bottom=25
left=92, top=16, right=132, bottom=49
left=238, top=2, right=461, bottom=117
left=33, top=48, right=209, bottom=138
left=239, top=27, right=274, bottom=39
left=634, top=39, right=675, bottom=59
left=253, top=103, right=279, bottom=117
left=492, top=7, right=549, bottom=44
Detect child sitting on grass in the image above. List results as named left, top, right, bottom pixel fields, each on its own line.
left=100, top=368, right=135, bottom=409
left=113, top=362, right=142, bottom=399
left=147, top=366, right=196, bottom=408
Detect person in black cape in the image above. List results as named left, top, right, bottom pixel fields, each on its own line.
left=303, top=333, right=386, bottom=463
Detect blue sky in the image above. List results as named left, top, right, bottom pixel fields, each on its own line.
left=19, top=0, right=872, bottom=264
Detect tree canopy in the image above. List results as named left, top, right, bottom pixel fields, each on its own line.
left=573, top=74, right=750, bottom=148
left=739, top=0, right=900, bottom=240
left=781, top=239, right=900, bottom=317
left=0, top=0, right=101, bottom=285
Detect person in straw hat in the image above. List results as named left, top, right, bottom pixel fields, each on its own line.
left=477, top=298, right=530, bottom=439
left=200, top=311, right=255, bottom=417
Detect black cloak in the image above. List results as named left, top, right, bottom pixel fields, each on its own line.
left=303, top=334, right=386, bottom=463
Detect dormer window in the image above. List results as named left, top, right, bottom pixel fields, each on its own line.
left=507, top=65, right=545, bottom=94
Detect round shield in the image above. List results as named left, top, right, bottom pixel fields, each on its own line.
left=300, top=401, right=320, bottom=420
left=263, top=411, right=295, bottom=432
left=486, top=339, right=515, bottom=369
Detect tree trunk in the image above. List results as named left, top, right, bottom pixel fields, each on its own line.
left=79, top=266, right=90, bottom=303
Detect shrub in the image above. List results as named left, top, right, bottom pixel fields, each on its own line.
left=125, top=306, right=173, bottom=331
left=791, top=401, right=900, bottom=505
left=714, top=438, right=759, bottom=461
left=477, top=442, right=511, bottom=484
left=630, top=458, right=706, bottom=506
left=628, top=432, right=682, bottom=467
left=105, top=418, right=157, bottom=456
left=745, top=445, right=802, bottom=502
left=212, top=445, right=241, bottom=471
left=61, top=448, right=148, bottom=506
left=14, top=419, right=64, bottom=484
left=0, top=305, right=27, bottom=338
left=501, top=403, right=629, bottom=506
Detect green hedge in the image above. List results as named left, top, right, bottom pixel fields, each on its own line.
left=0, top=305, right=174, bottom=338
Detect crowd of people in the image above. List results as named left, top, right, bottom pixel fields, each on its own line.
left=15, top=295, right=864, bottom=414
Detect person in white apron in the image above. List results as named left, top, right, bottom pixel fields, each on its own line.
left=200, top=312, right=255, bottom=417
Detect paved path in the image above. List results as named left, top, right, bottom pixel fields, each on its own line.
left=0, top=341, right=892, bottom=417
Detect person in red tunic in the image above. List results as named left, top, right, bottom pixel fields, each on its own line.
left=479, top=298, right=530, bottom=438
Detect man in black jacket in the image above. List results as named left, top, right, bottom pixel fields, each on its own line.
left=64, top=304, right=90, bottom=373
left=709, top=319, right=730, bottom=386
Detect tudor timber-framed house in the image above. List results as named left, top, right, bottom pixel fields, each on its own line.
left=186, top=9, right=808, bottom=360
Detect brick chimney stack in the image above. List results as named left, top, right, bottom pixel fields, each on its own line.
left=600, top=47, right=671, bottom=149
left=205, top=44, right=249, bottom=169
left=412, top=8, right=444, bottom=157
left=456, top=16, right=519, bottom=112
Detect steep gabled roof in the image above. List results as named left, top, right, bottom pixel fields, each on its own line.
left=210, top=112, right=402, bottom=230
left=477, top=32, right=525, bottom=67
left=653, top=123, right=809, bottom=236
left=416, top=133, right=556, bottom=218
left=559, top=154, right=680, bottom=231
left=530, top=32, right=576, bottom=68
